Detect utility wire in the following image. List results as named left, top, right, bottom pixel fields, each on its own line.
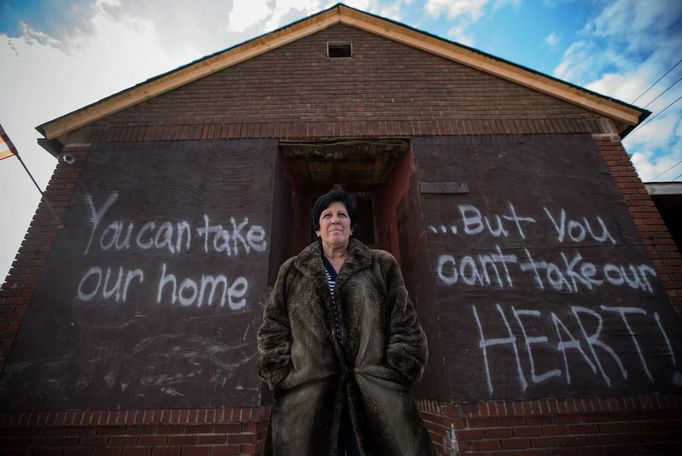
left=650, top=159, right=682, bottom=181
left=671, top=173, right=682, bottom=181
left=644, top=75, right=682, bottom=108
left=628, top=95, right=682, bottom=136
left=631, top=58, right=682, bottom=104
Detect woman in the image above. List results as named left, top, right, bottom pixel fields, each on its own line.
left=257, top=185, right=435, bottom=456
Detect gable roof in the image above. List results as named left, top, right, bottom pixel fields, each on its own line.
left=37, top=3, right=648, bottom=143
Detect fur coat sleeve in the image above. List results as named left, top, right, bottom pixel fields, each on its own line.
left=379, top=251, right=428, bottom=384
left=256, top=258, right=295, bottom=390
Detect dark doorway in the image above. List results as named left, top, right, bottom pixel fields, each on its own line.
left=277, top=139, right=411, bottom=257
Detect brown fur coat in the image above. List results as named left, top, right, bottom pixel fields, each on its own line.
left=257, top=238, right=435, bottom=455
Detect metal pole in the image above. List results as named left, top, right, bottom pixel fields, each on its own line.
left=1, top=123, right=63, bottom=228
left=14, top=153, right=64, bottom=228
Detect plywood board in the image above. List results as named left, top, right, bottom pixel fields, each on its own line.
left=0, top=140, right=277, bottom=410
left=412, top=135, right=682, bottom=401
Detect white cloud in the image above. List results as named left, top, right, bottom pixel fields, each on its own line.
left=545, top=31, right=559, bottom=46
left=584, top=0, right=682, bottom=53
left=424, top=0, right=488, bottom=21
left=625, top=107, right=682, bottom=182
left=552, top=0, right=682, bottom=185
left=228, top=0, right=272, bottom=33
left=586, top=71, right=647, bottom=104
left=554, top=1, right=682, bottom=86
left=18, top=21, right=67, bottom=51
left=493, top=0, right=520, bottom=11
left=630, top=147, right=682, bottom=182
left=377, top=1, right=405, bottom=21
left=447, top=24, right=474, bottom=46
left=5, top=0, right=100, bottom=53
left=625, top=111, right=680, bottom=150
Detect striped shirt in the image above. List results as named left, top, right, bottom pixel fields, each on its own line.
left=321, top=255, right=342, bottom=343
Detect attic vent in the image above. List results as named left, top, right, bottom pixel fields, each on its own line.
left=327, top=42, right=352, bottom=58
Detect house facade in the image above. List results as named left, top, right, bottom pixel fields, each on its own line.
left=1, top=4, right=681, bottom=455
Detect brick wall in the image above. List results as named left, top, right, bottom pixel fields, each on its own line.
left=2, top=398, right=679, bottom=456
left=418, top=396, right=682, bottom=455
left=594, top=134, right=682, bottom=316
left=66, top=24, right=603, bottom=144
left=0, top=407, right=270, bottom=456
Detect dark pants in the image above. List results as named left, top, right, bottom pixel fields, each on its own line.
left=337, top=402, right=361, bottom=456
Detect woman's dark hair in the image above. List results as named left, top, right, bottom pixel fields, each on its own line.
left=311, top=185, right=357, bottom=231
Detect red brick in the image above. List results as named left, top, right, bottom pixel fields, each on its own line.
left=499, top=437, right=531, bottom=449
left=482, top=427, right=514, bottom=438
left=108, top=436, right=137, bottom=446
left=559, top=435, right=590, bottom=447
left=226, top=433, right=256, bottom=444
left=466, top=417, right=499, bottom=428
left=456, top=429, right=483, bottom=440
left=512, top=426, right=543, bottom=437
left=470, top=439, right=501, bottom=450
left=122, top=449, right=152, bottom=456
left=497, top=416, right=525, bottom=426
left=542, top=424, right=572, bottom=435
left=530, top=436, right=561, bottom=448
left=210, top=446, right=242, bottom=455
left=137, top=436, right=167, bottom=446
left=186, top=425, right=212, bottom=434
left=569, top=423, right=599, bottom=434
left=96, top=426, right=127, bottom=435
left=49, top=436, right=80, bottom=446
left=69, top=427, right=98, bottom=436
left=155, top=426, right=185, bottom=435
left=239, top=443, right=257, bottom=454
left=32, top=450, right=62, bottom=456
left=80, top=437, right=109, bottom=447
left=167, top=435, right=196, bottom=445
left=525, top=416, right=554, bottom=426
left=180, top=448, right=210, bottom=456
left=125, top=426, right=156, bottom=435
left=63, top=449, right=93, bottom=456
left=587, top=433, right=616, bottom=445
left=196, top=435, right=226, bottom=445
left=597, top=422, right=629, bottom=433
left=92, top=449, right=122, bottom=456
left=151, top=448, right=182, bottom=456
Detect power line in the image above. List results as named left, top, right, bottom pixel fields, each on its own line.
left=628, top=95, right=682, bottom=136
left=644, top=75, right=682, bottom=108
left=631, top=58, right=682, bottom=104
left=651, top=159, right=682, bottom=181
left=671, top=173, right=682, bottom=181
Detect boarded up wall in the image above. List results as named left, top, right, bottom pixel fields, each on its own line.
left=411, top=135, right=682, bottom=401
left=0, top=140, right=277, bottom=410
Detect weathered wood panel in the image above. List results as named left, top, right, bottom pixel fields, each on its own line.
left=0, top=140, right=277, bottom=410
left=412, top=135, right=682, bottom=401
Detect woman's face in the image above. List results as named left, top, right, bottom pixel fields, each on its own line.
left=316, top=201, right=352, bottom=250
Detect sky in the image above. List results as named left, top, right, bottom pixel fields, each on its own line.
left=1, top=0, right=681, bottom=282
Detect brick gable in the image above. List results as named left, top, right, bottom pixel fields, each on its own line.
left=68, top=24, right=600, bottom=144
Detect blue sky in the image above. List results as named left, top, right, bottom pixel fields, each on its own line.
left=1, top=0, right=682, bottom=281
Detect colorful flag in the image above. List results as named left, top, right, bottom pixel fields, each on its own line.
left=0, top=123, right=18, bottom=161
